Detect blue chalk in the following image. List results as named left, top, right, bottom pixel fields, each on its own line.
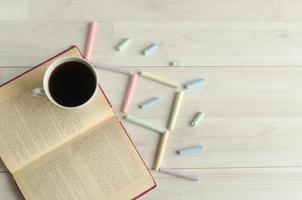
left=177, top=145, right=203, bottom=156
left=139, top=97, right=160, bottom=109
left=183, top=79, right=205, bottom=90
left=143, top=43, right=159, bottom=55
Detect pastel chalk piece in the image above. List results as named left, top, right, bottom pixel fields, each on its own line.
left=191, top=112, right=204, bottom=127
left=167, top=91, right=184, bottom=130
left=177, top=145, right=203, bottom=156
left=121, top=74, right=138, bottom=113
left=139, top=97, right=160, bottom=109
left=116, top=38, right=132, bottom=51
left=143, top=43, right=159, bottom=55
left=84, top=21, right=98, bottom=60
left=183, top=79, right=205, bottom=90
left=140, top=71, right=180, bottom=88
left=153, top=130, right=171, bottom=171
left=159, top=167, right=200, bottom=182
left=125, top=114, right=166, bottom=134
left=93, top=62, right=134, bottom=75
left=170, top=61, right=182, bottom=67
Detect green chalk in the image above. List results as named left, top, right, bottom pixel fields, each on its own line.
left=125, top=114, right=165, bottom=134
left=191, top=112, right=204, bottom=127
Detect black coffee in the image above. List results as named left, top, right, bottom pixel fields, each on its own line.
left=49, top=61, right=97, bottom=107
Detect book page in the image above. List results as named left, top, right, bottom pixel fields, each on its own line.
left=13, top=117, right=155, bottom=200
left=0, top=47, right=114, bottom=172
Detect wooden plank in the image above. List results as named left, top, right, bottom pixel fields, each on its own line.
left=142, top=168, right=302, bottom=200
left=0, top=159, right=7, bottom=173
left=1, top=67, right=302, bottom=170
left=2, top=168, right=302, bottom=200
left=0, top=0, right=28, bottom=20
left=2, top=20, right=302, bottom=66
left=28, top=0, right=302, bottom=21
left=0, top=173, right=23, bottom=200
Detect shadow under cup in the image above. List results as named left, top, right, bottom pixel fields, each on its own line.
left=48, top=60, right=97, bottom=108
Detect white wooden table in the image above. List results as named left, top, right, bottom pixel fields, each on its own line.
left=2, top=0, right=302, bottom=199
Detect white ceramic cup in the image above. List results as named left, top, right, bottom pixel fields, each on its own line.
left=32, top=57, right=98, bottom=109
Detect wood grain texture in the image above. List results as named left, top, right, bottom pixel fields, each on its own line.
left=27, top=0, right=302, bottom=21
left=1, top=20, right=302, bottom=67
left=2, top=168, right=302, bottom=200
left=0, top=0, right=28, bottom=20
left=1, top=1, right=302, bottom=66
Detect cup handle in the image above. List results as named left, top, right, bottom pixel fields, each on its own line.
left=32, top=87, right=46, bottom=97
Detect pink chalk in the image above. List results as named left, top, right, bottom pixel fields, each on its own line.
left=121, top=74, right=138, bottom=113
left=159, top=167, right=200, bottom=182
left=84, top=21, right=98, bottom=60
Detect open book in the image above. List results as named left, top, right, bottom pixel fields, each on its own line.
left=0, top=46, right=156, bottom=200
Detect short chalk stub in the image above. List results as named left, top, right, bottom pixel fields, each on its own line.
left=143, top=43, right=159, bottom=55
left=191, top=112, right=204, bottom=127
left=139, top=97, right=160, bottom=109
left=116, top=38, right=132, bottom=51
left=177, top=145, right=203, bottom=156
left=183, top=79, right=205, bottom=90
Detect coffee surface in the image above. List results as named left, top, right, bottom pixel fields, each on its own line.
left=49, top=61, right=96, bottom=107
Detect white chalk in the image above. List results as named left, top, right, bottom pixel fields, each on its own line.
left=143, top=43, right=159, bottom=55
left=139, top=97, right=160, bottom=109
left=183, top=79, right=205, bottom=90
left=170, top=61, right=182, bottom=67
left=159, top=167, right=200, bottom=182
left=116, top=38, right=132, bottom=51
left=177, top=145, right=203, bottom=156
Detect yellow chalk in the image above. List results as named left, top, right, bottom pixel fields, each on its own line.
left=139, top=71, right=180, bottom=88
left=167, top=91, right=184, bottom=130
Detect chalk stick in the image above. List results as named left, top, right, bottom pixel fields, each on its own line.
left=121, top=74, right=138, bottom=113
left=191, top=112, right=204, bottom=127
left=139, top=97, right=160, bottom=109
left=183, top=79, right=205, bottom=90
left=167, top=91, right=184, bottom=130
left=125, top=114, right=166, bottom=134
left=84, top=21, right=98, bottom=60
left=153, top=130, right=171, bottom=171
left=177, top=145, right=203, bottom=156
left=116, top=38, right=132, bottom=51
left=140, top=71, right=180, bottom=88
left=143, top=43, right=159, bottom=55
left=93, top=62, right=134, bottom=75
left=159, top=167, right=200, bottom=182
